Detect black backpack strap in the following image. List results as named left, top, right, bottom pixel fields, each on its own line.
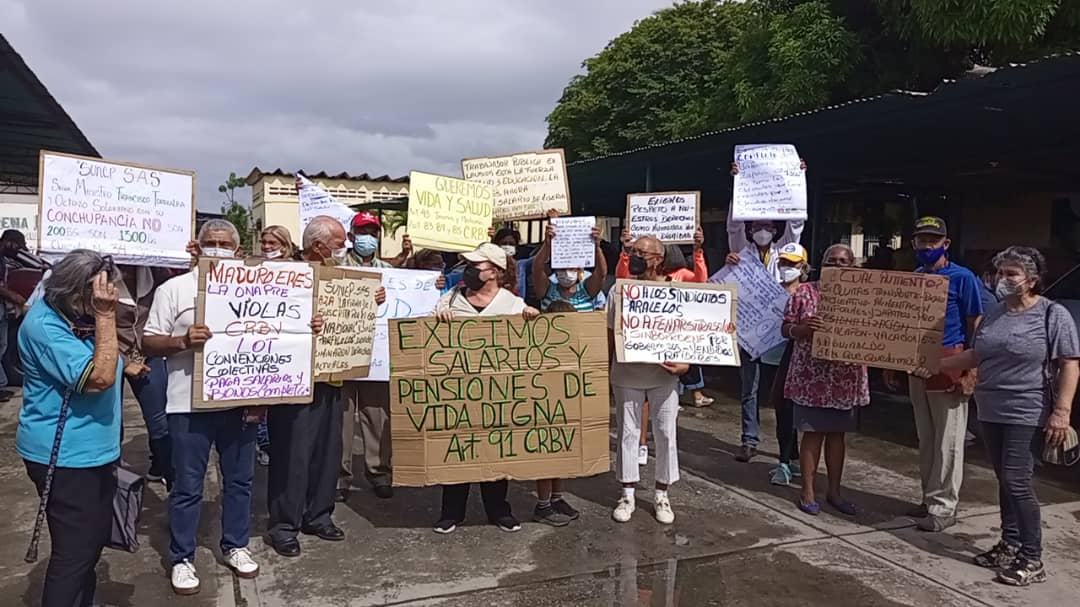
left=24, top=389, right=73, bottom=563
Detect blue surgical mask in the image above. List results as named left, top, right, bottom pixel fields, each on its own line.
left=915, top=246, right=946, bottom=268
left=353, top=234, right=378, bottom=257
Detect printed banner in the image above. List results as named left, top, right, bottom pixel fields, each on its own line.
left=709, top=257, right=790, bottom=360
left=359, top=268, right=442, bottom=382
left=0, top=200, right=38, bottom=252
left=194, top=258, right=316, bottom=408
left=613, top=279, right=740, bottom=366
left=407, top=171, right=492, bottom=253
left=813, top=267, right=948, bottom=372
left=732, top=144, right=807, bottom=221
left=626, top=191, right=699, bottom=244
left=298, top=175, right=356, bottom=235
left=389, top=312, right=610, bottom=486
left=314, top=266, right=382, bottom=382
left=461, top=149, right=570, bottom=221
left=550, top=216, right=596, bottom=269
left=37, top=151, right=194, bottom=267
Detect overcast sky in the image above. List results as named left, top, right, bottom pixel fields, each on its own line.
left=3, top=0, right=670, bottom=210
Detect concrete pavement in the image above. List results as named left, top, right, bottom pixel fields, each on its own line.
left=1, top=377, right=1078, bottom=606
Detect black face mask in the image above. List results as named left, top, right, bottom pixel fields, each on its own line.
left=462, top=265, right=487, bottom=290
left=628, top=255, right=648, bottom=276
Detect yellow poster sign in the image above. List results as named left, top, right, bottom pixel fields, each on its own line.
left=406, top=171, right=492, bottom=253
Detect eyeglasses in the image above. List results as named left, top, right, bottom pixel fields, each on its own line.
left=824, top=256, right=853, bottom=266
left=630, top=247, right=660, bottom=258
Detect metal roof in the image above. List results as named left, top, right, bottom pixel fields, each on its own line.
left=0, top=34, right=99, bottom=189
left=245, top=167, right=409, bottom=186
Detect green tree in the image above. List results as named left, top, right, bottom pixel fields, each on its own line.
left=218, top=172, right=253, bottom=254
left=381, top=210, right=408, bottom=239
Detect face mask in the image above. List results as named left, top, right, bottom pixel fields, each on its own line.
left=202, top=247, right=234, bottom=258
left=500, top=245, right=517, bottom=258
left=353, top=234, right=378, bottom=257
left=330, top=247, right=348, bottom=264
left=556, top=270, right=578, bottom=288
left=915, top=246, right=946, bottom=267
left=752, top=229, right=774, bottom=246
left=462, top=265, right=487, bottom=290
left=628, top=254, right=648, bottom=276
left=779, top=266, right=802, bottom=284
left=995, top=279, right=1025, bottom=299
left=264, top=249, right=283, bottom=259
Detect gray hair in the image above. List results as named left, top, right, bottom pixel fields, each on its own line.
left=43, top=249, right=119, bottom=318
left=993, top=245, right=1046, bottom=293
left=822, top=243, right=855, bottom=262
left=303, top=215, right=343, bottom=250
left=198, top=219, right=240, bottom=247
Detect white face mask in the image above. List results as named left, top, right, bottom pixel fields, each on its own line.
left=752, top=229, right=774, bottom=246
left=779, top=266, right=802, bottom=284
left=556, top=270, right=579, bottom=287
left=202, top=247, right=234, bottom=258
left=331, top=247, right=348, bottom=264
left=500, top=245, right=517, bottom=258
left=264, top=249, right=283, bottom=259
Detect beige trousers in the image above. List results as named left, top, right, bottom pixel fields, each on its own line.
left=908, top=376, right=968, bottom=517
left=339, top=382, right=392, bottom=489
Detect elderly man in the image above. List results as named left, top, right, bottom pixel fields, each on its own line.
left=267, top=215, right=386, bottom=558
left=143, top=219, right=264, bottom=595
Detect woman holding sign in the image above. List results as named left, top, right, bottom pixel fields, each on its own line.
left=432, top=242, right=540, bottom=534
left=532, top=214, right=607, bottom=312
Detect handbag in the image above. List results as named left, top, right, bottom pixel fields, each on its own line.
left=25, top=389, right=144, bottom=563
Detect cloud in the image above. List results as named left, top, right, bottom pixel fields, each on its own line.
left=3, top=0, right=668, bottom=210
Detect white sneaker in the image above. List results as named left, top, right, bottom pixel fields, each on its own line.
left=637, top=445, right=648, bottom=466
left=655, top=494, right=675, bottom=525
left=612, top=496, right=636, bottom=523
left=171, top=560, right=200, bottom=595
left=224, top=547, right=259, bottom=578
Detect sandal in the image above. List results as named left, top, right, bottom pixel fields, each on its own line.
left=796, top=499, right=820, bottom=516
left=827, top=496, right=858, bottom=516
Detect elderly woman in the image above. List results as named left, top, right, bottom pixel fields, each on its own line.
left=782, top=244, right=869, bottom=516
left=259, top=225, right=300, bottom=260
left=532, top=212, right=607, bottom=313
left=17, top=249, right=122, bottom=607
left=921, top=246, right=1079, bottom=587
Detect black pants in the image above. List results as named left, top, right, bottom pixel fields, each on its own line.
left=439, top=481, right=512, bottom=523
left=982, top=421, right=1042, bottom=561
left=267, top=384, right=343, bottom=541
left=25, top=460, right=116, bottom=607
left=775, top=398, right=800, bottom=465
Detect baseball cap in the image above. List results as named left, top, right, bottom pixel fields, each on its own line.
left=351, top=211, right=380, bottom=229
left=913, top=216, right=948, bottom=238
left=778, top=243, right=808, bottom=264
left=1043, top=426, right=1080, bottom=466
left=462, top=243, right=508, bottom=270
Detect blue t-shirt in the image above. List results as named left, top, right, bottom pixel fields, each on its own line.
left=16, top=301, right=123, bottom=468
left=917, top=262, right=984, bottom=347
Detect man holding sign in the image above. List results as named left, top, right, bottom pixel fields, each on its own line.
left=531, top=211, right=607, bottom=312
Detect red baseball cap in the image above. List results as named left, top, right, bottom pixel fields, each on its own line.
left=352, top=211, right=380, bottom=228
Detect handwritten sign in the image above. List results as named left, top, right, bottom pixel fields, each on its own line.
left=812, top=268, right=948, bottom=372
left=709, top=258, right=790, bottom=359
left=314, top=266, right=381, bottom=382
left=37, top=151, right=194, bottom=267
left=359, top=268, right=441, bottom=382
left=1, top=202, right=38, bottom=252
left=732, top=144, right=807, bottom=221
left=407, top=171, right=492, bottom=253
left=626, top=191, right=699, bottom=244
left=550, top=216, right=596, bottom=269
left=461, top=149, right=570, bottom=221
left=613, top=279, right=740, bottom=366
left=389, top=312, right=610, bottom=486
left=194, top=258, right=316, bottom=408
left=298, top=175, right=356, bottom=235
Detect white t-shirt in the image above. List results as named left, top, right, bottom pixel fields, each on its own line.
left=144, top=270, right=218, bottom=414
left=606, top=287, right=679, bottom=390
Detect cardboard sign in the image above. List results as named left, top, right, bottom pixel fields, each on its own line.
left=613, top=279, right=740, bottom=366
left=407, top=171, right=492, bottom=253
left=298, top=175, right=356, bottom=235
left=709, top=258, right=790, bottom=360
left=812, top=268, right=949, bottom=372
left=626, top=191, right=699, bottom=244
left=314, top=266, right=382, bottom=382
left=389, top=312, right=610, bottom=486
left=461, top=149, right=571, bottom=221
left=194, top=258, right=317, bottom=408
left=732, top=144, right=807, bottom=221
left=37, top=150, right=195, bottom=267
left=359, top=268, right=442, bottom=382
left=550, top=216, right=596, bottom=269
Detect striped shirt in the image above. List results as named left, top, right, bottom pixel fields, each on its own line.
left=541, top=282, right=596, bottom=312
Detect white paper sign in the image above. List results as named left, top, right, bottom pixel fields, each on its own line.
left=359, top=268, right=441, bottom=382
left=626, top=191, right=699, bottom=244
left=550, top=216, right=595, bottom=269
left=298, top=175, right=356, bottom=235
left=709, top=257, right=790, bottom=360
left=198, top=259, right=316, bottom=406
left=732, top=144, right=807, bottom=221
left=461, top=149, right=570, bottom=221
left=38, top=151, right=194, bottom=267
left=614, top=280, right=740, bottom=366
left=0, top=201, right=38, bottom=252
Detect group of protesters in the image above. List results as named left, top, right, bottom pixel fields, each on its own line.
left=10, top=173, right=1080, bottom=606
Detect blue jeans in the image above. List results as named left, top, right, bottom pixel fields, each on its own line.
left=982, top=421, right=1042, bottom=561
left=168, top=408, right=256, bottom=564
left=739, top=351, right=777, bottom=448
left=128, top=357, right=168, bottom=440
left=0, top=316, right=9, bottom=389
